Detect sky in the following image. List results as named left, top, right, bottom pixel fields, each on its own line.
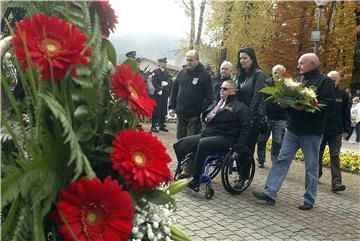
left=109, top=0, right=189, bottom=38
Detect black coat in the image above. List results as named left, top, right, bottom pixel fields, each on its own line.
left=201, top=95, right=251, bottom=152
left=264, top=77, right=288, bottom=121
left=169, top=63, right=213, bottom=118
left=324, top=86, right=351, bottom=135
left=287, top=68, right=335, bottom=135
left=235, top=68, right=266, bottom=119
left=151, top=68, right=172, bottom=117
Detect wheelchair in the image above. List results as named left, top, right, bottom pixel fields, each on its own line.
left=174, top=149, right=255, bottom=199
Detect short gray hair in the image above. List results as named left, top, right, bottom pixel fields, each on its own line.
left=272, top=64, right=286, bottom=75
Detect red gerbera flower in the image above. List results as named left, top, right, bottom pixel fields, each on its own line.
left=282, top=72, right=293, bottom=78
left=55, top=176, right=134, bottom=241
left=111, top=130, right=172, bottom=192
left=13, top=13, right=91, bottom=83
left=111, top=64, right=156, bottom=119
left=90, top=0, right=118, bottom=37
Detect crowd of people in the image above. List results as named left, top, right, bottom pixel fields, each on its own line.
left=146, top=47, right=359, bottom=211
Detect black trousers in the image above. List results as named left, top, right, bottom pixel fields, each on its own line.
left=151, top=93, right=168, bottom=128
left=173, top=134, right=233, bottom=178
left=319, top=134, right=343, bottom=186
left=176, top=115, right=201, bottom=140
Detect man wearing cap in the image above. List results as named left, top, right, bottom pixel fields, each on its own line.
left=151, top=58, right=172, bottom=132
left=169, top=50, right=213, bottom=139
left=122, top=50, right=139, bottom=71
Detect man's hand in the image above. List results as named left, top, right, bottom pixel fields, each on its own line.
left=342, top=133, right=348, bottom=140
left=291, top=103, right=305, bottom=111
left=169, top=109, right=176, bottom=117
left=157, top=90, right=163, bottom=96
left=161, top=81, right=168, bottom=87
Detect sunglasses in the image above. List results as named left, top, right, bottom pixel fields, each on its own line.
left=220, top=87, right=232, bottom=91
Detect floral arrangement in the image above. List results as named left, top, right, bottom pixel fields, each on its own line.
left=1, top=1, right=190, bottom=241
left=261, top=72, right=325, bottom=113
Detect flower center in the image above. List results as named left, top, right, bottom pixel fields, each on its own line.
left=40, top=38, right=61, bottom=56
left=128, top=85, right=139, bottom=99
left=133, top=152, right=146, bottom=166
left=86, top=212, right=98, bottom=225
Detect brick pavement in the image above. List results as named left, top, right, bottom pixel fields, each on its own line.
left=146, top=123, right=360, bottom=241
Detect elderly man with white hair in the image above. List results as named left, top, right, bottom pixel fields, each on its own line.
left=256, top=64, right=288, bottom=168
left=253, top=53, right=335, bottom=210
left=213, top=61, right=233, bottom=101
left=318, top=71, right=351, bottom=192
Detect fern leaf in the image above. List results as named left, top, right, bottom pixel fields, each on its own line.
left=39, top=93, right=95, bottom=179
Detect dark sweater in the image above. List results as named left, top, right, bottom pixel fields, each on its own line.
left=169, top=63, right=213, bottom=118
left=324, top=86, right=351, bottom=135
left=287, top=68, right=335, bottom=135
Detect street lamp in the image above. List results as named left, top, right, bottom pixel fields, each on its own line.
left=312, top=0, right=328, bottom=54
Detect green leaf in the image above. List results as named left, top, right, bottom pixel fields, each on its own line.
left=83, top=87, right=98, bottom=106
left=74, top=105, right=92, bottom=121
left=102, top=39, right=117, bottom=67
left=141, top=189, right=175, bottom=205
left=39, top=93, right=95, bottom=179
left=170, top=225, right=192, bottom=241
left=76, top=123, right=96, bottom=142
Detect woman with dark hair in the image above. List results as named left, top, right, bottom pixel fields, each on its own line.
left=234, top=47, right=266, bottom=186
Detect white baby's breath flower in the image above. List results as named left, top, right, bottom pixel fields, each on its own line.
left=153, top=221, right=159, bottom=229
left=132, top=227, right=139, bottom=234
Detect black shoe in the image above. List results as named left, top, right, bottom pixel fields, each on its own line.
left=257, top=163, right=264, bottom=168
left=187, top=178, right=200, bottom=192
left=253, top=191, right=275, bottom=204
left=298, top=202, right=313, bottom=210
left=159, top=126, right=168, bottom=132
left=151, top=127, right=159, bottom=133
left=331, top=184, right=346, bottom=192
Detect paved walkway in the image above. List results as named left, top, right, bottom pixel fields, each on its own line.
left=147, top=123, right=360, bottom=241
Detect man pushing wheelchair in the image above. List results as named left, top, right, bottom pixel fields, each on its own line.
left=173, top=80, right=252, bottom=192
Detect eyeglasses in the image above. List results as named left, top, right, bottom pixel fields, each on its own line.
left=220, top=87, right=232, bottom=91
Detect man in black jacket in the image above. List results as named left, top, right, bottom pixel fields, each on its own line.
left=253, top=53, right=335, bottom=210
left=319, top=71, right=351, bottom=192
left=169, top=50, right=213, bottom=139
left=257, top=65, right=288, bottom=168
left=151, top=57, right=172, bottom=132
left=173, top=80, right=251, bottom=190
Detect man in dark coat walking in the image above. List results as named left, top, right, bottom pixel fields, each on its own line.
left=151, top=57, right=172, bottom=132
left=319, top=71, right=351, bottom=192
left=169, top=50, right=213, bottom=139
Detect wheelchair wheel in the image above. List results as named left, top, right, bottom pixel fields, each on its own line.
left=221, top=150, right=255, bottom=195
left=207, top=158, right=222, bottom=179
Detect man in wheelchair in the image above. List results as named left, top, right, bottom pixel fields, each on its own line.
left=173, top=80, right=252, bottom=191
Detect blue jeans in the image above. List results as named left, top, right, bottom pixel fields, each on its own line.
left=263, top=129, right=322, bottom=205
left=257, top=120, right=287, bottom=164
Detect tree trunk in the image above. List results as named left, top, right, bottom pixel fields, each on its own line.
left=195, top=0, right=206, bottom=47
left=189, top=0, right=195, bottom=50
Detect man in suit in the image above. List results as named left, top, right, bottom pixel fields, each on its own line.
left=151, top=57, right=172, bottom=132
